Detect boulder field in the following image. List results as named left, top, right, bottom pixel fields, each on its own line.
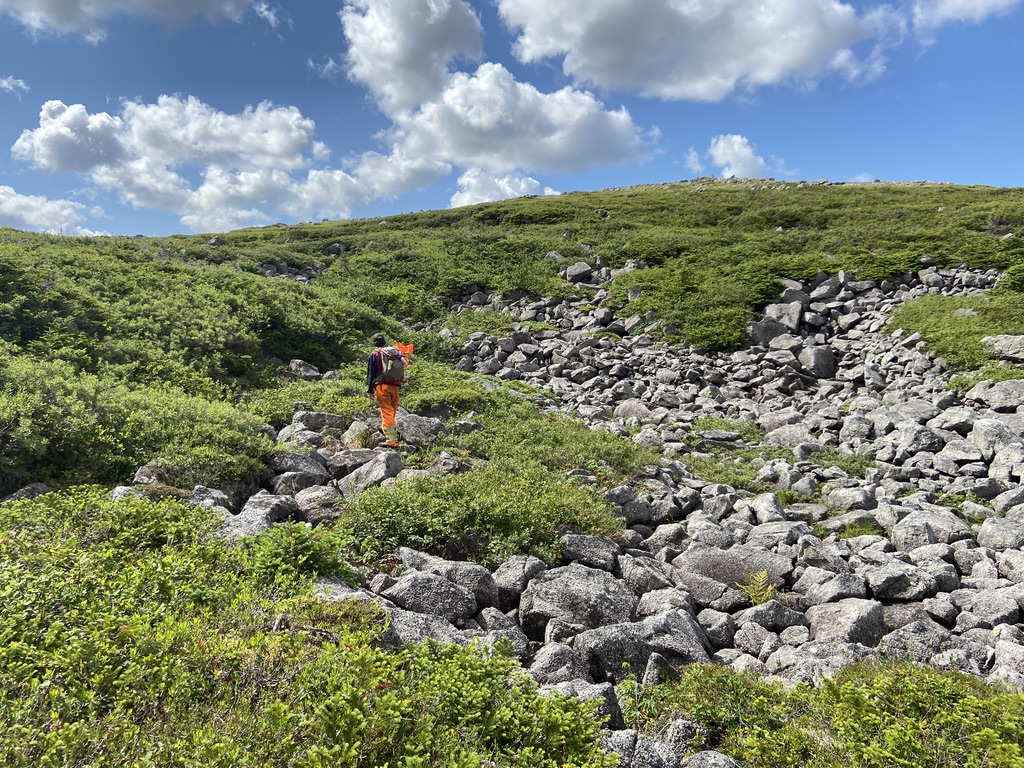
left=74, top=263, right=1024, bottom=767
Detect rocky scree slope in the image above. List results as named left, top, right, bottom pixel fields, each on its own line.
left=18, top=260, right=1024, bottom=768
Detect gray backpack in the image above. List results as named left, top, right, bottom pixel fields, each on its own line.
left=375, top=346, right=406, bottom=384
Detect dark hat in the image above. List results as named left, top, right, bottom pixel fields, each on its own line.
left=372, top=333, right=386, bottom=346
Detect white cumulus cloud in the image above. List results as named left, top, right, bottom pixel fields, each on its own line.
left=388, top=63, right=645, bottom=175
left=684, top=147, right=704, bottom=175
left=497, top=0, right=877, bottom=101
left=341, top=0, right=483, bottom=114
left=0, top=0, right=257, bottom=39
left=11, top=96, right=368, bottom=232
left=12, top=101, right=125, bottom=171
left=708, top=134, right=768, bottom=178
left=0, top=185, right=98, bottom=235
left=337, top=0, right=647, bottom=207
left=1, top=76, right=29, bottom=97
left=450, top=169, right=558, bottom=208
left=913, top=0, right=1020, bottom=31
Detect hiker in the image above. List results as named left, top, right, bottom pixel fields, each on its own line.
left=367, top=333, right=408, bottom=448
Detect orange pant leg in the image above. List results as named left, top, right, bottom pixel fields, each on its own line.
left=375, top=383, right=401, bottom=446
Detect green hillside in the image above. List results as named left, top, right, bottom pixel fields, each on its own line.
left=3, top=179, right=1024, bottom=766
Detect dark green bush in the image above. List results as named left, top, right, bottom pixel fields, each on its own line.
left=0, top=487, right=617, bottom=768
left=340, top=457, right=622, bottom=567
left=618, top=661, right=1024, bottom=767
left=0, top=346, right=271, bottom=493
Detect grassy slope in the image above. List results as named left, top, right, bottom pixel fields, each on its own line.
left=3, top=179, right=1024, bottom=765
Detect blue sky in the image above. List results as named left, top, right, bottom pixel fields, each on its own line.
left=1, top=0, right=1021, bottom=237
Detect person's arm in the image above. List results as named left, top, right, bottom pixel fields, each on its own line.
left=367, top=351, right=378, bottom=393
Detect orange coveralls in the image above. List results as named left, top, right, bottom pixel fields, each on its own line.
left=368, top=346, right=405, bottom=448
left=374, top=382, right=401, bottom=447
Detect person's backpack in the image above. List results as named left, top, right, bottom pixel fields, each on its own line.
left=375, top=346, right=406, bottom=384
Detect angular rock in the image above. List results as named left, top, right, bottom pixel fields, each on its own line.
left=399, top=547, right=499, bottom=609
left=672, top=543, right=793, bottom=589
left=215, top=492, right=298, bottom=542
left=294, top=484, right=344, bottom=526
left=806, top=598, right=886, bottom=646
left=381, top=571, right=477, bottom=623
left=335, top=450, right=404, bottom=496
left=978, top=517, right=1024, bottom=551
left=520, top=563, right=638, bottom=640
left=492, top=554, right=547, bottom=612
left=890, top=508, right=971, bottom=550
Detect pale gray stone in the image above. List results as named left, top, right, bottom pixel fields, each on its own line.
left=520, top=563, right=638, bottom=640
left=806, top=598, right=886, bottom=646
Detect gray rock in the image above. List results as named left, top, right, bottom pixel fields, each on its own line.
left=482, top=626, right=532, bottom=662
left=681, top=752, right=741, bottom=768
left=865, top=560, right=938, bottom=602
left=215, top=492, right=298, bottom=542
left=672, top=543, right=793, bottom=589
left=971, top=592, right=1021, bottom=626
left=637, top=588, right=695, bottom=617
left=565, top=261, right=594, bottom=283
left=749, top=493, right=786, bottom=524
left=563, top=533, right=620, bottom=571
left=764, top=302, right=803, bottom=332
left=399, top=547, right=499, bottom=609
left=697, top=609, right=736, bottom=650
left=806, top=598, right=886, bottom=646
left=322, top=448, right=378, bottom=477
left=982, top=335, right=1024, bottom=362
left=287, top=359, right=321, bottom=380
left=990, top=443, right=1024, bottom=486
left=293, top=484, right=344, bottom=525
left=619, top=555, right=676, bottom=596
left=997, top=550, right=1024, bottom=583
left=381, top=571, right=477, bottom=623
left=734, top=599, right=809, bottom=633
left=990, top=641, right=1024, bottom=689
left=492, top=554, right=547, bottom=612
left=292, top=411, right=346, bottom=433
left=1, top=482, right=52, bottom=503
left=877, top=619, right=959, bottom=663
left=968, top=418, right=1017, bottom=460
left=890, top=509, right=971, bottom=550
left=397, top=410, right=447, bottom=444
left=527, top=643, right=591, bottom=685
left=968, top=379, right=1024, bottom=412
left=189, top=484, right=235, bottom=513
left=977, top=517, right=1024, bottom=551
left=547, top=679, right=625, bottom=730
left=376, top=606, right=469, bottom=651
left=335, top=450, right=404, bottom=496
left=765, top=424, right=820, bottom=449
left=573, top=609, right=711, bottom=683
left=807, top=573, right=869, bottom=604
left=799, top=345, right=838, bottom=379
left=826, top=486, right=877, bottom=512
left=732, top=621, right=775, bottom=658
left=520, top=563, right=638, bottom=640
left=272, top=470, right=329, bottom=495
left=601, top=729, right=679, bottom=768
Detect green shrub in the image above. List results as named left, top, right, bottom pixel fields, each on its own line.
left=0, top=487, right=617, bottom=768
left=0, top=349, right=272, bottom=493
left=243, top=521, right=356, bottom=589
left=888, top=293, right=1024, bottom=371
left=617, top=661, right=1024, bottom=768
left=339, top=458, right=622, bottom=567
left=440, top=391, right=660, bottom=485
